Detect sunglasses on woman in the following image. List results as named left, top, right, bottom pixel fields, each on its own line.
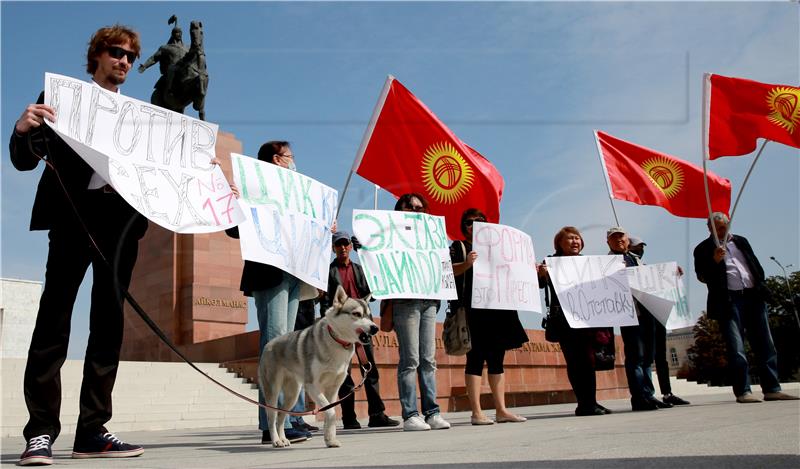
left=106, top=46, right=137, bottom=63
left=464, top=218, right=486, bottom=226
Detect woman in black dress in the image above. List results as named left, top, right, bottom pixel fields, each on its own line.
left=450, top=208, right=529, bottom=425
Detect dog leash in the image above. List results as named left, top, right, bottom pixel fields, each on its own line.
left=27, top=129, right=374, bottom=417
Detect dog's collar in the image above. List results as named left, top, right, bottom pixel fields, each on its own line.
left=327, top=325, right=353, bottom=349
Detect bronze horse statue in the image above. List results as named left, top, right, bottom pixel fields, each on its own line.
left=142, top=20, right=209, bottom=120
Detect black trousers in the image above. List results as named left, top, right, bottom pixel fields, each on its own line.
left=23, top=192, right=145, bottom=443
left=338, top=342, right=385, bottom=420
left=653, top=320, right=671, bottom=395
left=559, top=329, right=597, bottom=410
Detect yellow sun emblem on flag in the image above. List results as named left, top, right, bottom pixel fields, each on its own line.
left=767, top=86, right=800, bottom=134
left=641, top=157, right=684, bottom=199
left=421, top=141, right=474, bottom=204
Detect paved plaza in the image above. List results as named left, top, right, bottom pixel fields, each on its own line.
left=2, top=387, right=798, bottom=468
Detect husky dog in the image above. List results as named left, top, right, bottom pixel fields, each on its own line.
left=258, top=285, right=378, bottom=448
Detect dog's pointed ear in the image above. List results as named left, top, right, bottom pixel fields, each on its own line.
left=333, top=284, right=348, bottom=309
left=362, top=293, right=372, bottom=303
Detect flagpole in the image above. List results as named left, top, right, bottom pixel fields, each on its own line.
left=593, top=130, right=621, bottom=226
left=337, top=75, right=395, bottom=219
left=701, top=72, right=722, bottom=248
left=374, top=184, right=379, bottom=210
left=728, top=140, right=768, bottom=226
left=336, top=170, right=354, bottom=219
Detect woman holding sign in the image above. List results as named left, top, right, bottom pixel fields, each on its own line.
left=537, top=226, right=614, bottom=417
left=391, top=193, right=451, bottom=432
left=450, top=209, right=529, bottom=425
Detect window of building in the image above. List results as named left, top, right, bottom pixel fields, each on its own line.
left=670, top=347, right=679, bottom=367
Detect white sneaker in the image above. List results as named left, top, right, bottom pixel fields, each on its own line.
left=403, top=415, right=431, bottom=431
left=425, top=413, right=451, bottom=430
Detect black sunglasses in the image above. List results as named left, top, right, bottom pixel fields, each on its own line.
left=107, top=46, right=137, bottom=63
left=465, top=218, right=486, bottom=226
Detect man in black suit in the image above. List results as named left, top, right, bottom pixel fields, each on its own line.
left=11, top=25, right=147, bottom=466
left=321, top=231, right=399, bottom=429
left=694, top=212, right=798, bottom=403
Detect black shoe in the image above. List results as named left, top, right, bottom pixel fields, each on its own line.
left=575, top=406, right=605, bottom=416
left=631, top=399, right=659, bottom=411
left=291, top=420, right=319, bottom=432
left=262, top=428, right=310, bottom=444
left=19, top=434, right=52, bottom=466
left=595, top=404, right=613, bottom=414
left=368, top=412, right=401, bottom=427
left=72, top=431, right=143, bottom=459
left=663, top=393, right=690, bottom=405
left=342, top=418, right=362, bottom=429
left=648, top=397, right=673, bottom=409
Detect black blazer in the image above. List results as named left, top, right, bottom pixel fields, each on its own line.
left=693, top=234, right=769, bottom=320
left=225, top=226, right=283, bottom=296
left=10, top=92, right=94, bottom=231
left=320, top=260, right=371, bottom=314
left=10, top=91, right=148, bottom=239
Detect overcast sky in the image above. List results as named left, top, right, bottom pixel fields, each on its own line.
left=2, top=1, right=798, bottom=358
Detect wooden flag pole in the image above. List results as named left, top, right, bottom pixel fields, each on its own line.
left=728, top=140, right=769, bottom=226
left=701, top=73, right=722, bottom=248
left=593, top=130, right=621, bottom=227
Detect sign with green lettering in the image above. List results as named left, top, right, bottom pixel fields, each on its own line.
left=352, top=210, right=457, bottom=300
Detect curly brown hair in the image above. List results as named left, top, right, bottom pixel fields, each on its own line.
left=86, top=25, right=141, bottom=75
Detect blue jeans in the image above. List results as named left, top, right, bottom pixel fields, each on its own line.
left=620, top=309, right=656, bottom=402
left=393, top=299, right=440, bottom=420
left=253, top=272, right=301, bottom=431
left=720, top=289, right=780, bottom=397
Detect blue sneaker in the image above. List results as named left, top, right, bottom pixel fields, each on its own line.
left=19, top=434, right=52, bottom=466
left=72, top=431, right=143, bottom=459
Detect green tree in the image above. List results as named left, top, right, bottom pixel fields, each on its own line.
left=687, top=314, right=729, bottom=386
left=764, top=271, right=800, bottom=381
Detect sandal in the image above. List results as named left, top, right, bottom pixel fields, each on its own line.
left=470, top=415, right=494, bottom=425
left=496, top=414, right=527, bottom=423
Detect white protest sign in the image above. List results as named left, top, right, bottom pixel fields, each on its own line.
left=545, top=255, right=638, bottom=328
left=43, top=73, right=243, bottom=233
left=231, top=153, right=337, bottom=293
left=470, top=222, right=542, bottom=313
left=352, top=210, right=457, bottom=301
left=665, top=276, right=697, bottom=330
left=626, top=262, right=678, bottom=326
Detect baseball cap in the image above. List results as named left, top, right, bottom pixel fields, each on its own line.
left=628, top=236, right=646, bottom=247
left=332, top=231, right=351, bottom=245
left=606, top=226, right=627, bottom=238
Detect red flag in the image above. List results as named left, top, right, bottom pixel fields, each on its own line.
left=706, top=73, right=800, bottom=159
left=596, top=130, right=731, bottom=218
left=352, top=76, right=504, bottom=239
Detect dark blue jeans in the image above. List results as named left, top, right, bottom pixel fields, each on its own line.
left=719, top=289, right=780, bottom=397
left=620, top=310, right=656, bottom=403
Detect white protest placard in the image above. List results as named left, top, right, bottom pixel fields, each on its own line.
left=665, top=277, right=697, bottom=330
left=43, top=73, right=243, bottom=233
left=231, top=153, right=337, bottom=293
left=470, top=222, right=542, bottom=313
left=352, top=210, right=457, bottom=301
left=626, top=262, right=678, bottom=326
left=626, top=262, right=697, bottom=330
left=545, top=255, right=638, bottom=328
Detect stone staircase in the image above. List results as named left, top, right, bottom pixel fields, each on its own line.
left=1, top=359, right=260, bottom=438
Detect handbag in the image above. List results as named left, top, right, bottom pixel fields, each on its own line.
left=442, top=241, right=472, bottom=356
left=541, top=281, right=564, bottom=343
left=592, top=328, right=616, bottom=371
left=379, top=299, right=393, bottom=332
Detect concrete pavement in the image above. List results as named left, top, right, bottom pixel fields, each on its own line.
left=2, top=385, right=798, bottom=468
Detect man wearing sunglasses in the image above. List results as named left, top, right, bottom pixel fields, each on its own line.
left=11, top=25, right=146, bottom=466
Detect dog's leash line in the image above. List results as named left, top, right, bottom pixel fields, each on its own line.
left=30, top=131, right=374, bottom=418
